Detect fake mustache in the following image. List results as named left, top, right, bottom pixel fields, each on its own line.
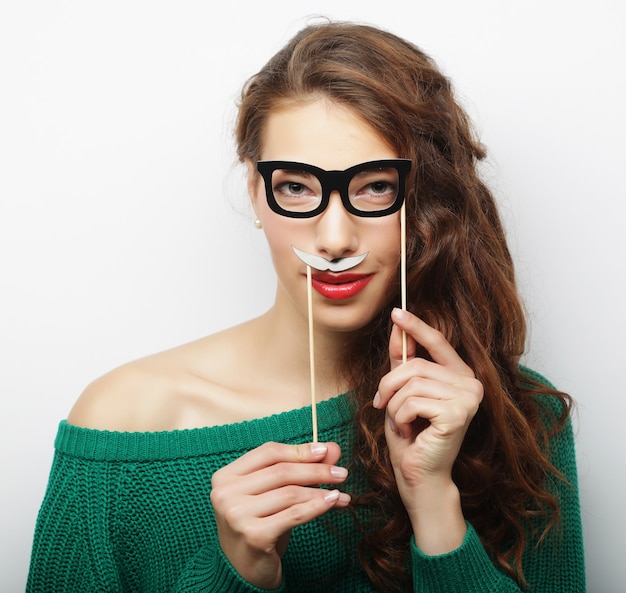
left=291, top=246, right=368, bottom=272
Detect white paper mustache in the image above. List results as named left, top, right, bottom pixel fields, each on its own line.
left=291, top=246, right=369, bottom=272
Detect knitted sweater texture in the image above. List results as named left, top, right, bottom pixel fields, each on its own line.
left=27, top=368, right=585, bottom=592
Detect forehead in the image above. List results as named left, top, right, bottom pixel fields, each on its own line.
left=260, top=99, right=397, bottom=169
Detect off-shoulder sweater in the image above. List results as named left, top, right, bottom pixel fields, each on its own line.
left=26, top=368, right=585, bottom=592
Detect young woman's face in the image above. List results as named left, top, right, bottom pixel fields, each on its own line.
left=248, top=99, right=402, bottom=334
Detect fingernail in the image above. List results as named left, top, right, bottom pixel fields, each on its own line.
left=324, top=489, right=340, bottom=503
left=388, top=417, right=398, bottom=433
left=392, top=307, right=407, bottom=320
left=372, top=391, right=381, bottom=409
left=330, top=466, right=348, bottom=479
left=338, top=492, right=352, bottom=504
left=310, top=443, right=328, bottom=456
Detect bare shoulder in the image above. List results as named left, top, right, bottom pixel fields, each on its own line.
left=67, top=323, right=257, bottom=432
left=67, top=357, right=169, bottom=431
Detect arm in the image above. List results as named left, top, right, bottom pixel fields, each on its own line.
left=28, top=438, right=351, bottom=593
left=205, top=441, right=350, bottom=590
left=173, top=545, right=287, bottom=593
left=374, top=308, right=481, bottom=556
left=27, top=449, right=276, bottom=593
left=409, top=407, right=584, bottom=593
left=375, top=308, right=585, bottom=593
left=27, top=451, right=118, bottom=592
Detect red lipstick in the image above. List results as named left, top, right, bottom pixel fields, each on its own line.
left=310, top=273, right=374, bottom=300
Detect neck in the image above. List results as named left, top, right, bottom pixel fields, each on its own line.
left=255, top=302, right=353, bottom=402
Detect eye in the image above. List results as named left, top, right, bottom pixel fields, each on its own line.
left=275, top=181, right=309, bottom=197
left=369, top=181, right=394, bottom=195
left=273, top=180, right=317, bottom=200
left=270, top=169, right=323, bottom=212
left=349, top=169, right=399, bottom=210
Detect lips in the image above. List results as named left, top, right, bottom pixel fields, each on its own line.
left=310, top=272, right=374, bottom=300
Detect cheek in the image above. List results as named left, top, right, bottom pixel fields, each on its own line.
left=370, top=220, right=402, bottom=263
left=371, top=223, right=402, bottom=291
left=263, top=216, right=296, bottom=249
left=260, top=215, right=306, bottom=270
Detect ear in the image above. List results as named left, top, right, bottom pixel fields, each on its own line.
left=245, top=158, right=261, bottom=217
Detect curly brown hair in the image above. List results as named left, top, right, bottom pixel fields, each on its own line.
left=235, top=19, right=571, bottom=592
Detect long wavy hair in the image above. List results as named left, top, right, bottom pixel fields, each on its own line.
left=235, top=20, right=572, bottom=591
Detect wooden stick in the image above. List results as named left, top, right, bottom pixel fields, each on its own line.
left=306, top=265, right=318, bottom=442
left=400, top=201, right=408, bottom=363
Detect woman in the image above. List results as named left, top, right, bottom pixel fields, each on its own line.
left=27, top=20, right=585, bottom=592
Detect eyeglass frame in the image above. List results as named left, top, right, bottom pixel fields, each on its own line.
left=256, top=159, right=412, bottom=219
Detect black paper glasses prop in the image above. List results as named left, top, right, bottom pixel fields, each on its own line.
left=258, top=158, right=413, bottom=441
left=256, top=159, right=412, bottom=218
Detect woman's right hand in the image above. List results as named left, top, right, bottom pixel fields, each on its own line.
left=210, top=441, right=350, bottom=589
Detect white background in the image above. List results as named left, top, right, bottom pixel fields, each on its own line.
left=1, top=1, right=624, bottom=591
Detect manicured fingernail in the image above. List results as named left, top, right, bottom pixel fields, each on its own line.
left=392, top=307, right=407, bottom=320
left=372, top=391, right=381, bottom=408
left=330, top=466, right=348, bottom=479
left=324, top=489, right=340, bottom=503
left=388, top=417, right=398, bottom=433
left=310, top=443, right=328, bottom=456
left=338, top=492, right=352, bottom=504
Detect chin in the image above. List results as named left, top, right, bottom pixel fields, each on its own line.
left=314, top=304, right=383, bottom=335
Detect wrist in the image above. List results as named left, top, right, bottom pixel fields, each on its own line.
left=406, top=478, right=467, bottom=556
left=219, top=541, right=283, bottom=590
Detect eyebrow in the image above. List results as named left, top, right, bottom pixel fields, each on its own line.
left=274, top=168, right=315, bottom=177
left=353, top=167, right=396, bottom=177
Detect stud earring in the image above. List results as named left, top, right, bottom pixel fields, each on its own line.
left=253, top=218, right=263, bottom=229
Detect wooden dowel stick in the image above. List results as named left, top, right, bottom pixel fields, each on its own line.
left=306, top=265, right=318, bottom=442
left=400, top=202, right=408, bottom=363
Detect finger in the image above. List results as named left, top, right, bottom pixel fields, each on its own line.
left=231, top=485, right=351, bottom=523
left=385, top=375, right=482, bottom=419
left=263, top=489, right=351, bottom=530
left=375, top=357, right=482, bottom=411
left=385, top=378, right=482, bottom=439
left=389, top=394, right=477, bottom=439
left=388, top=317, right=417, bottom=369
left=230, top=489, right=352, bottom=546
left=390, top=308, right=473, bottom=375
left=216, top=441, right=341, bottom=480
left=377, top=358, right=473, bottom=406
left=384, top=375, right=459, bottom=412
left=243, top=461, right=349, bottom=496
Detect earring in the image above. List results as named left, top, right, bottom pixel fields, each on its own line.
left=253, top=218, right=263, bottom=229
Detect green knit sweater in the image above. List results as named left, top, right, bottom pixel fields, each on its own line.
left=27, top=369, right=585, bottom=592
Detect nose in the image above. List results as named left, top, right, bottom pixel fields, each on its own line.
left=314, top=191, right=359, bottom=260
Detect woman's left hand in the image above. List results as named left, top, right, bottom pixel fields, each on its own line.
left=373, top=307, right=484, bottom=553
